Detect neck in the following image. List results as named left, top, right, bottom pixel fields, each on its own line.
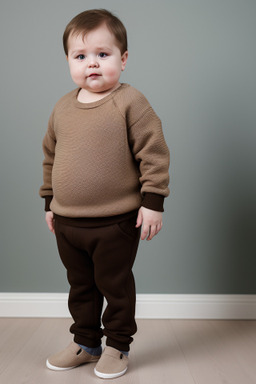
left=77, top=84, right=121, bottom=103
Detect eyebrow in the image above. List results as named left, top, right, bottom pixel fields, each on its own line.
left=96, top=46, right=113, bottom=51
left=70, top=46, right=113, bottom=55
left=69, top=49, right=85, bottom=56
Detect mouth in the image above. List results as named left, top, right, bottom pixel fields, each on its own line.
left=88, top=73, right=101, bottom=78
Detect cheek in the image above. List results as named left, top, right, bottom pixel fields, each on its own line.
left=69, top=64, right=84, bottom=80
left=104, top=65, right=120, bottom=79
left=102, top=58, right=121, bottom=78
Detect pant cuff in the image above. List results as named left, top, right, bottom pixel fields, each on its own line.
left=106, top=338, right=130, bottom=352
left=74, top=335, right=102, bottom=348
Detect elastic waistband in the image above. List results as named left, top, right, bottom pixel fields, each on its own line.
left=53, top=209, right=138, bottom=228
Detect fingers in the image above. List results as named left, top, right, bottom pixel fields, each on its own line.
left=136, top=207, right=163, bottom=240
left=141, top=224, right=150, bottom=240
left=49, top=217, right=55, bottom=234
left=141, top=222, right=163, bottom=241
left=45, top=212, right=55, bottom=234
left=47, top=220, right=55, bottom=234
left=136, top=209, right=143, bottom=228
left=49, top=222, right=55, bottom=234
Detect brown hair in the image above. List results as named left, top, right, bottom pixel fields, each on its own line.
left=63, top=9, right=128, bottom=56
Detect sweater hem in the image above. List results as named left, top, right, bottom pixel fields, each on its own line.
left=53, top=209, right=138, bottom=227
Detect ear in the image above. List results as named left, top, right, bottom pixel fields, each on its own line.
left=121, top=51, right=128, bottom=71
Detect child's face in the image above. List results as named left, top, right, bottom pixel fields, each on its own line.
left=66, top=24, right=128, bottom=96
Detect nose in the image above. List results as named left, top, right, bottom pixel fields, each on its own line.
left=88, top=55, right=99, bottom=68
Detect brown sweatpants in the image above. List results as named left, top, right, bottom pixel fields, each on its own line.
left=54, top=211, right=141, bottom=352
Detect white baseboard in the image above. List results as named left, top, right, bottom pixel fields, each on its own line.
left=0, top=293, right=256, bottom=319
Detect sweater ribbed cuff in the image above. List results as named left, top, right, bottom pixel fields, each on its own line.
left=141, top=193, right=165, bottom=212
left=44, top=196, right=53, bottom=211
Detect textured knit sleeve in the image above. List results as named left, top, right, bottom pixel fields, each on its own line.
left=39, top=111, right=56, bottom=209
left=126, top=90, right=170, bottom=210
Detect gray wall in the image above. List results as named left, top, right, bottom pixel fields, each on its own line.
left=1, top=0, right=256, bottom=294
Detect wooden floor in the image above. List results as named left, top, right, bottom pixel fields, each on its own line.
left=0, top=318, right=256, bottom=383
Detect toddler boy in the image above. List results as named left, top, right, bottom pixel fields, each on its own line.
left=39, top=9, right=169, bottom=379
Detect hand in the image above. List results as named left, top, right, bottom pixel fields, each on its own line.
left=136, top=206, right=163, bottom=241
left=45, top=211, right=55, bottom=234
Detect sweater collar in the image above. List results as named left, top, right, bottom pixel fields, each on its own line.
left=73, top=83, right=125, bottom=109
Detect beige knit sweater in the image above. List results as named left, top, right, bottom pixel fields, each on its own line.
left=39, top=83, right=169, bottom=217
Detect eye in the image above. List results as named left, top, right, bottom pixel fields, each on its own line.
left=77, top=54, right=85, bottom=60
left=99, top=52, right=108, bottom=58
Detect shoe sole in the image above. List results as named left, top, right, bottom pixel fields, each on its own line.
left=46, top=359, right=78, bottom=371
left=46, top=357, right=100, bottom=371
left=94, top=367, right=128, bottom=379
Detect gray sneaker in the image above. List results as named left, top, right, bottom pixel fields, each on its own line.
left=46, top=342, right=101, bottom=371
